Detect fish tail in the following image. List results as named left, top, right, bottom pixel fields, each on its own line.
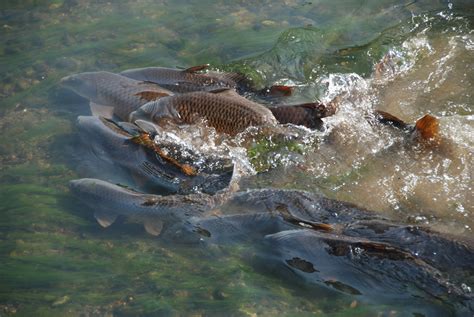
left=414, top=114, right=440, bottom=143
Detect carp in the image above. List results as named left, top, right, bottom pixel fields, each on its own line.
left=60, top=71, right=173, bottom=120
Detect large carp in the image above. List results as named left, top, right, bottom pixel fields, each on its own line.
left=69, top=175, right=238, bottom=236
left=120, top=65, right=252, bottom=94
left=60, top=71, right=173, bottom=120
left=130, top=89, right=279, bottom=135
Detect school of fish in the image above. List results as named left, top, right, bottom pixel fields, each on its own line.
left=62, top=64, right=473, bottom=315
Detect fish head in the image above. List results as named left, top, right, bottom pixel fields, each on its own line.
left=129, top=98, right=178, bottom=124
left=76, top=116, right=132, bottom=163
left=129, top=101, right=160, bottom=122
left=60, top=72, right=100, bottom=99
left=69, top=178, right=102, bottom=203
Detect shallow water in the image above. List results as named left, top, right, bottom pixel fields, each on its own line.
left=1, top=0, right=473, bottom=316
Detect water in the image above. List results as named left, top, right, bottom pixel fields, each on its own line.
left=1, top=0, right=473, bottom=315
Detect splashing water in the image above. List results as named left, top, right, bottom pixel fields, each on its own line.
left=153, top=12, right=473, bottom=239
left=226, top=12, right=473, bottom=237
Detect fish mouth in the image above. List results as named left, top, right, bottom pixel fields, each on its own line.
left=59, top=74, right=76, bottom=87
left=68, top=178, right=97, bottom=193
left=68, top=179, right=82, bottom=193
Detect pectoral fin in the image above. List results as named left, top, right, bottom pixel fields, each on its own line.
left=89, top=102, right=114, bottom=119
left=94, top=210, right=118, bottom=227
left=144, top=218, right=164, bottom=236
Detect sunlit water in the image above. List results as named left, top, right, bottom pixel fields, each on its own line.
left=0, top=0, right=473, bottom=316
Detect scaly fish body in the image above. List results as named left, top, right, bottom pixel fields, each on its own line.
left=131, top=90, right=278, bottom=135
left=61, top=71, right=173, bottom=120
left=120, top=66, right=251, bottom=94
left=69, top=177, right=236, bottom=235
left=69, top=178, right=216, bottom=218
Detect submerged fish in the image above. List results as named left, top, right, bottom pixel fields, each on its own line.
left=60, top=71, right=173, bottom=120
left=69, top=177, right=236, bottom=236
left=262, top=229, right=472, bottom=315
left=162, top=189, right=474, bottom=315
left=76, top=116, right=232, bottom=195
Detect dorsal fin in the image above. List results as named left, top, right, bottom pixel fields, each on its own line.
left=135, top=91, right=170, bottom=102
left=374, top=110, right=409, bottom=130
left=208, top=87, right=238, bottom=98
left=415, top=114, right=439, bottom=142
left=184, top=64, right=209, bottom=73
left=208, top=87, right=233, bottom=93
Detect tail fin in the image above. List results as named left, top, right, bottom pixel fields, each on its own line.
left=374, top=111, right=441, bottom=145
left=414, top=114, right=440, bottom=143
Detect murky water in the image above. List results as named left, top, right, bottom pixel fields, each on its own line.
left=1, top=0, right=473, bottom=316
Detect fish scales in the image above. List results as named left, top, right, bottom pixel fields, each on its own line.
left=133, top=91, right=277, bottom=135
left=61, top=71, right=173, bottom=120
left=70, top=178, right=217, bottom=219
left=120, top=66, right=247, bottom=93
left=170, top=92, right=276, bottom=134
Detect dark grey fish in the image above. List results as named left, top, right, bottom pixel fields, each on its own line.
left=161, top=188, right=474, bottom=315
left=120, top=65, right=250, bottom=94
left=69, top=177, right=236, bottom=235
left=130, top=89, right=278, bottom=135
left=178, top=188, right=474, bottom=271
left=261, top=229, right=473, bottom=316
left=60, top=71, right=173, bottom=120
left=119, top=65, right=302, bottom=99
left=76, top=116, right=232, bottom=195
left=342, top=220, right=474, bottom=274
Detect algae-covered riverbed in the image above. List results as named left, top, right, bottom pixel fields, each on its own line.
left=1, top=1, right=473, bottom=316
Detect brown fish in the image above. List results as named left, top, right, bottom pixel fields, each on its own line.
left=60, top=71, right=173, bottom=120
left=130, top=89, right=278, bottom=135
left=270, top=100, right=338, bottom=130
